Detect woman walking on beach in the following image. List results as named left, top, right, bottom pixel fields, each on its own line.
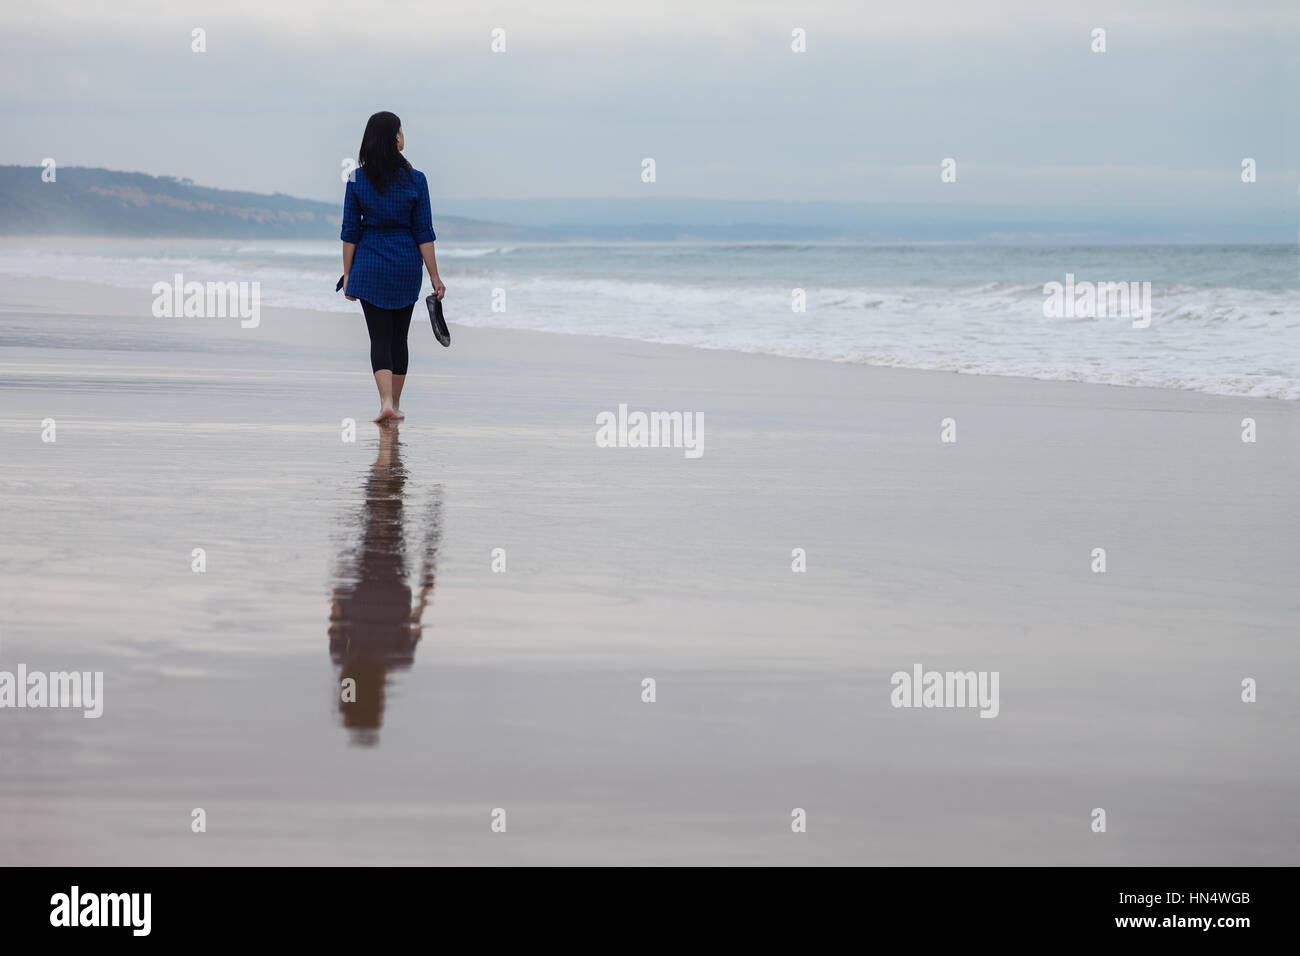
left=341, top=111, right=446, bottom=423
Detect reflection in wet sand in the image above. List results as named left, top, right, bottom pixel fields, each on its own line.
left=328, top=427, right=442, bottom=744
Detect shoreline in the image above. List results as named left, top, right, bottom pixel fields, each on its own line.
left=0, top=272, right=1294, bottom=408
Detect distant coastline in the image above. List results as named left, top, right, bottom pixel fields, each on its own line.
left=0, top=166, right=529, bottom=241
left=1, top=166, right=1294, bottom=243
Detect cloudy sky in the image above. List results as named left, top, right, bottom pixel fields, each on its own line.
left=1, top=0, right=1294, bottom=216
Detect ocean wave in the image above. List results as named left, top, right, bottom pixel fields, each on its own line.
left=436, top=246, right=516, bottom=258
left=1, top=243, right=1294, bottom=400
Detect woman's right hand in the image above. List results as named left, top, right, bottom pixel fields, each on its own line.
left=343, top=273, right=357, bottom=301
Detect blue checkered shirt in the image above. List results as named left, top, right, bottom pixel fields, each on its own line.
left=341, top=165, right=436, bottom=309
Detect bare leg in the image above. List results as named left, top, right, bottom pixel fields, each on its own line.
left=373, top=370, right=397, bottom=422
left=392, top=374, right=406, bottom=419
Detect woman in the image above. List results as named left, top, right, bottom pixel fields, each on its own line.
left=341, top=111, right=446, bottom=423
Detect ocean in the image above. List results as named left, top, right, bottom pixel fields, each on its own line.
left=1, top=238, right=1296, bottom=399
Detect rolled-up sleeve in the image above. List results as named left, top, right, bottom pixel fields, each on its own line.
left=411, top=171, right=436, bottom=244
left=340, top=177, right=362, bottom=243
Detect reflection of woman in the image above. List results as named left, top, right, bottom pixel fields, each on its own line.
left=328, top=427, right=441, bottom=744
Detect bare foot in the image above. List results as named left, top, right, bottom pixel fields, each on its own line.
left=374, top=405, right=397, bottom=423
left=393, top=407, right=406, bottom=420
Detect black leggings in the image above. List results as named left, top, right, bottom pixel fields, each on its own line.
left=360, top=300, right=414, bottom=375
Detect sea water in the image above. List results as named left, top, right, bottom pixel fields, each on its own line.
left=1, top=238, right=1295, bottom=399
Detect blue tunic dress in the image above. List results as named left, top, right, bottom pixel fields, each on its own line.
left=340, top=165, right=436, bottom=309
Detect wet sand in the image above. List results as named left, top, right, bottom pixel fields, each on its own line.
left=0, top=274, right=1297, bottom=865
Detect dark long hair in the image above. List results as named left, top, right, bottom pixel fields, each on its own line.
left=357, top=111, right=410, bottom=194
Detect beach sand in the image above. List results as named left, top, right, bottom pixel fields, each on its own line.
left=0, top=274, right=1296, bottom=865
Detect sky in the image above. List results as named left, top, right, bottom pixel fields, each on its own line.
left=0, top=0, right=1295, bottom=220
